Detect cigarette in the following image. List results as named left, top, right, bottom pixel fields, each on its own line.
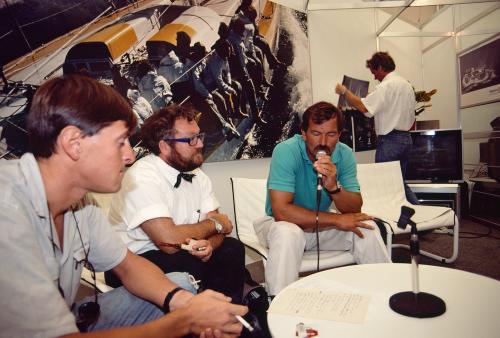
left=235, top=315, right=254, bottom=332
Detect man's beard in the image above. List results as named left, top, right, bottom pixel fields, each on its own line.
left=167, top=145, right=204, bottom=172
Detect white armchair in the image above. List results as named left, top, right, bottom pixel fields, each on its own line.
left=230, top=177, right=356, bottom=276
left=356, top=161, right=459, bottom=263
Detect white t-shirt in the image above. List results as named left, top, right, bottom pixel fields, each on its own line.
left=361, top=71, right=416, bottom=135
left=108, top=154, right=220, bottom=255
left=0, top=154, right=127, bottom=338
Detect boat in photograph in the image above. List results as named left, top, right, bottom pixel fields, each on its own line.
left=0, top=0, right=283, bottom=161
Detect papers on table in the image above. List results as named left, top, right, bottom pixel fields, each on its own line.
left=268, top=288, right=371, bottom=324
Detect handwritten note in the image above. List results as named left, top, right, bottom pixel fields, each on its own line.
left=268, top=288, right=371, bottom=324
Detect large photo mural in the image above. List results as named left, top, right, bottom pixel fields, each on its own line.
left=0, top=0, right=312, bottom=162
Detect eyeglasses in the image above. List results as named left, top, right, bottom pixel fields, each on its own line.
left=164, top=132, right=205, bottom=146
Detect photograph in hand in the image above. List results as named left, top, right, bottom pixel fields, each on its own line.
left=337, top=75, right=377, bottom=152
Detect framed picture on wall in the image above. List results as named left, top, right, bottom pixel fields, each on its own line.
left=458, top=34, right=500, bottom=108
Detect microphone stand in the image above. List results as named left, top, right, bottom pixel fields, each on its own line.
left=389, top=218, right=446, bottom=318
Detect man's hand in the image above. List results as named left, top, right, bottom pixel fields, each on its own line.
left=334, top=213, right=375, bottom=238
left=188, top=238, right=213, bottom=262
left=186, top=290, right=248, bottom=337
left=209, top=214, right=233, bottom=234
left=313, top=153, right=338, bottom=191
left=335, top=83, right=347, bottom=95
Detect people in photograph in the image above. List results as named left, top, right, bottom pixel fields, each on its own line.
left=254, top=101, right=391, bottom=296
left=236, top=0, right=285, bottom=71
left=106, top=104, right=246, bottom=305
left=111, top=65, right=132, bottom=99
left=0, top=74, right=246, bottom=337
left=190, top=43, right=239, bottom=140
left=127, top=87, right=153, bottom=126
left=228, top=18, right=260, bottom=122
left=204, top=39, right=245, bottom=119
left=334, top=51, right=419, bottom=204
left=136, top=60, right=173, bottom=112
left=232, top=5, right=266, bottom=96
left=158, top=50, right=185, bottom=87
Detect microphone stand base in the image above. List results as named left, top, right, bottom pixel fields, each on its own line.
left=389, top=291, right=446, bottom=318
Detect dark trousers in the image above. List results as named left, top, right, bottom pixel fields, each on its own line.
left=376, top=130, right=419, bottom=204
left=105, top=237, right=246, bottom=304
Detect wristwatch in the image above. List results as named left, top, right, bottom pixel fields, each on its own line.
left=325, top=183, right=342, bottom=195
left=209, top=217, right=223, bottom=234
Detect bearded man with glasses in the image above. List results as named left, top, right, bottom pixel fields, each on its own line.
left=106, top=104, right=247, bottom=307
left=0, top=75, right=247, bottom=337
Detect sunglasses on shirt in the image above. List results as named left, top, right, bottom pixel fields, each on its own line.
left=75, top=260, right=100, bottom=332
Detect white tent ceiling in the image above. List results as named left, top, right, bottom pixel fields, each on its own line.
left=271, top=0, right=500, bottom=12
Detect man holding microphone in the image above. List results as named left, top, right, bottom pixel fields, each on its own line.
left=253, top=101, right=390, bottom=297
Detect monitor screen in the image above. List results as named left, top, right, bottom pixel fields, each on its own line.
left=406, top=129, right=463, bottom=182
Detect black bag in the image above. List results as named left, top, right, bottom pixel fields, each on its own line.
left=241, top=268, right=271, bottom=338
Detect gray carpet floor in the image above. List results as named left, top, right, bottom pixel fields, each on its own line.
left=392, top=218, right=500, bottom=281
left=246, top=218, right=500, bottom=283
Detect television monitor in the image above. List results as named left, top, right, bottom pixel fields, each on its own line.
left=406, top=129, right=463, bottom=183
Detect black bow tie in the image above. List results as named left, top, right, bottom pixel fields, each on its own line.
left=174, top=172, right=195, bottom=188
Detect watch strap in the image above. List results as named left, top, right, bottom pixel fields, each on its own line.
left=325, top=185, right=342, bottom=195
left=163, top=287, right=184, bottom=313
left=208, top=217, right=222, bottom=233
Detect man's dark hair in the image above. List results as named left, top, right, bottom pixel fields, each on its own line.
left=140, top=103, right=199, bottom=155
left=301, top=101, right=343, bottom=132
left=215, top=39, right=231, bottom=59
left=231, top=18, right=246, bottom=37
left=366, top=52, right=395, bottom=72
left=218, top=22, right=229, bottom=39
left=136, top=60, right=154, bottom=79
left=176, top=31, right=192, bottom=61
left=243, top=5, right=257, bottom=22
left=241, top=0, right=252, bottom=7
left=27, top=74, right=136, bottom=158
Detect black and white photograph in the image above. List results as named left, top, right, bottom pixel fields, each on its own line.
left=0, top=0, right=312, bottom=162
left=338, top=75, right=376, bottom=152
left=458, top=33, right=500, bottom=108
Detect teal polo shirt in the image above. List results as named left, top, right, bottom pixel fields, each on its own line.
left=265, top=134, right=360, bottom=216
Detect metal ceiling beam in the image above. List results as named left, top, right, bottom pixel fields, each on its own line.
left=422, top=2, right=500, bottom=53
left=376, top=0, right=417, bottom=36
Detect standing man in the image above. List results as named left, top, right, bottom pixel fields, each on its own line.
left=254, top=101, right=390, bottom=296
left=107, top=104, right=246, bottom=305
left=335, top=51, right=419, bottom=204
left=0, top=74, right=246, bottom=337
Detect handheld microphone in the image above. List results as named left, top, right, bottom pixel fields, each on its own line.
left=315, top=146, right=329, bottom=191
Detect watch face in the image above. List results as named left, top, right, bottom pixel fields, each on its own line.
left=215, top=222, right=223, bottom=232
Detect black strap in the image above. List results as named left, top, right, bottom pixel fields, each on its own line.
left=163, top=287, right=185, bottom=313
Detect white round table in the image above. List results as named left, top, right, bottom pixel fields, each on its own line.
left=268, top=263, right=500, bottom=338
